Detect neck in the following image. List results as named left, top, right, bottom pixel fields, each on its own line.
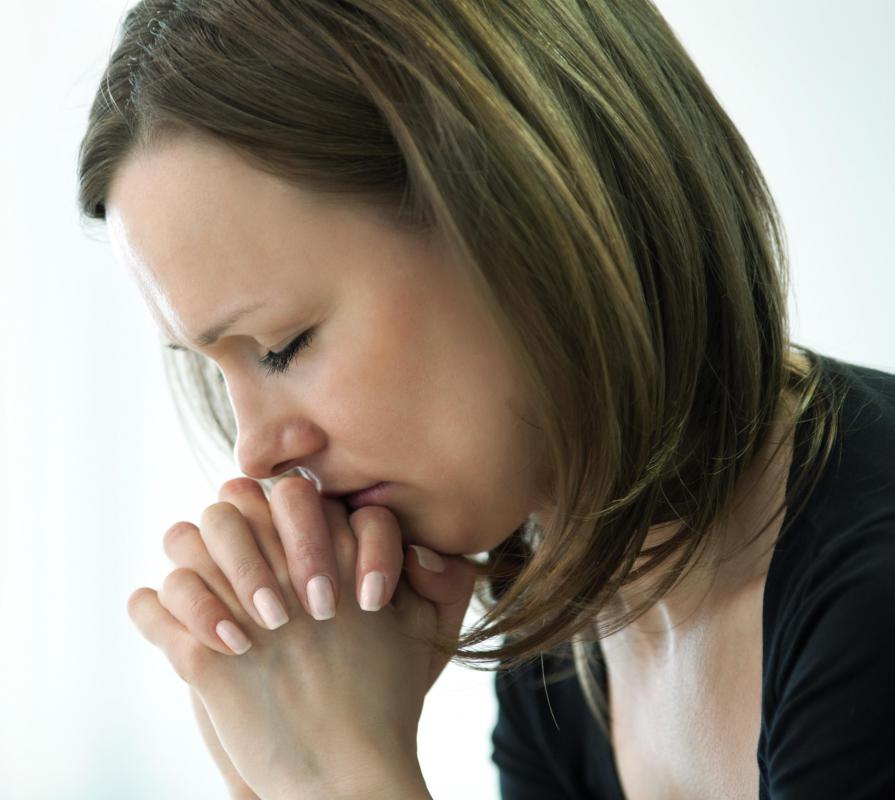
left=598, top=362, right=806, bottom=663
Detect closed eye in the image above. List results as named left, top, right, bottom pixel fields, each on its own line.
left=164, top=327, right=316, bottom=378
left=258, top=328, right=316, bottom=377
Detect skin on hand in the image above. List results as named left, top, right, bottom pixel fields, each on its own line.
left=160, top=474, right=437, bottom=656
left=161, top=474, right=475, bottom=679
left=266, top=475, right=408, bottom=620
left=108, top=135, right=522, bottom=797
left=157, top=487, right=388, bottom=658
left=136, top=472, right=475, bottom=798
left=106, top=135, right=794, bottom=677
left=189, top=687, right=260, bottom=800
left=105, top=135, right=551, bottom=585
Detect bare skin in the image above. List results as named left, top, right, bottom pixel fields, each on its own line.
left=108, top=134, right=544, bottom=797
left=601, top=352, right=809, bottom=657
left=106, top=133, right=551, bottom=568
left=109, top=133, right=812, bottom=797
left=108, top=132, right=809, bottom=651
left=600, top=358, right=809, bottom=800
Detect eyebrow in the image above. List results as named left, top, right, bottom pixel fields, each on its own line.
left=165, top=300, right=266, bottom=350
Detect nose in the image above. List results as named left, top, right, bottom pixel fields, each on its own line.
left=235, top=417, right=326, bottom=480
left=225, top=373, right=326, bottom=481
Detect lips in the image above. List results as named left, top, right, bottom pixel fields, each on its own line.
left=342, top=482, right=391, bottom=510
left=321, top=482, right=385, bottom=501
left=320, top=486, right=373, bottom=500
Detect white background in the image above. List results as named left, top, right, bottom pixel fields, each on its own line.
left=2, top=1, right=892, bottom=798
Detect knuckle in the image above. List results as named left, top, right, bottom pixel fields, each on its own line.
left=162, top=567, right=193, bottom=594
left=219, top=477, right=262, bottom=496
left=289, top=537, right=329, bottom=566
left=126, top=587, right=150, bottom=618
left=200, top=501, right=239, bottom=528
left=232, top=555, right=264, bottom=585
left=163, top=521, right=197, bottom=550
left=187, top=591, right=220, bottom=620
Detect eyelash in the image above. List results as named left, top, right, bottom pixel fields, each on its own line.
left=164, top=327, right=316, bottom=378
left=259, top=328, right=316, bottom=377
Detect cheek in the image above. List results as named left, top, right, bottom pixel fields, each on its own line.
left=310, top=340, right=418, bottom=451
left=405, top=384, right=542, bottom=552
left=309, top=297, right=541, bottom=543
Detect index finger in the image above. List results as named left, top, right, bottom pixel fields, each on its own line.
left=217, top=478, right=290, bottom=591
left=269, top=475, right=342, bottom=621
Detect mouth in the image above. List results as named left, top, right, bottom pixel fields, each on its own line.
left=331, top=482, right=391, bottom=510
left=320, top=484, right=375, bottom=500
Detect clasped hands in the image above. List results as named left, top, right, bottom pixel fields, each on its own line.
left=126, top=475, right=479, bottom=800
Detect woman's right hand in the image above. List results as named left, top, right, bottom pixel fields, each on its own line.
left=165, top=475, right=476, bottom=797
left=189, top=687, right=260, bottom=800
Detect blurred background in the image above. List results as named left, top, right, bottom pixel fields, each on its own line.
left=2, top=1, right=892, bottom=798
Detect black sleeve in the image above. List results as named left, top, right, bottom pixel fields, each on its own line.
left=491, top=657, right=605, bottom=800
left=491, top=667, right=576, bottom=799
left=765, top=521, right=895, bottom=798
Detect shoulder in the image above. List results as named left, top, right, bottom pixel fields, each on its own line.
left=766, top=355, right=895, bottom=643
left=766, top=353, right=895, bottom=627
left=759, top=517, right=895, bottom=791
left=759, top=357, right=895, bottom=793
left=792, top=516, right=895, bottom=640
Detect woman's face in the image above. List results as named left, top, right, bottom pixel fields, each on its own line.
left=106, top=135, right=548, bottom=555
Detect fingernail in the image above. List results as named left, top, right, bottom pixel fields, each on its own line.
left=360, top=571, right=386, bottom=612
left=307, top=575, right=336, bottom=620
left=253, top=587, right=289, bottom=630
left=409, top=545, right=446, bottom=573
left=216, top=620, right=252, bottom=655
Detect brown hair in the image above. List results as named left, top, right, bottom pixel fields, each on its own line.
left=77, top=0, right=844, bottom=736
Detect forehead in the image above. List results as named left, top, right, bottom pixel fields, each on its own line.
left=104, top=138, right=348, bottom=343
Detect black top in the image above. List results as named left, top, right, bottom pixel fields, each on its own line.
left=491, top=352, right=895, bottom=799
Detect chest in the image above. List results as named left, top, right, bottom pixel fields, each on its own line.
left=603, top=584, right=764, bottom=800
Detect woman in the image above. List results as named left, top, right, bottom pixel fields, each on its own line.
left=77, top=1, right=895, bottom=798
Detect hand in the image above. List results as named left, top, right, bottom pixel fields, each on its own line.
left=186, top=477, right=477, bottom=799
left=127, top=475, right=477, bottom=800
left=150, top=476, right=475, bottom=799
left=189, top=686, right=260, bottom=800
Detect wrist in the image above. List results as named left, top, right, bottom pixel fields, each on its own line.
left=347, top=772, right=431, bottom=800
left=335, top=761, right=431, bottom=800
left=276, top=760, right=432, bottom=800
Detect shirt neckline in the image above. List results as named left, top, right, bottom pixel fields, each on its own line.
left=603, top=358, right=820, bottom=800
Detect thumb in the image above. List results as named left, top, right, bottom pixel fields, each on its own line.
left=402, top=545, right=480, bottom=689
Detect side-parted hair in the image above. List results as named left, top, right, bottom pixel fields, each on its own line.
left=77, top=0, right=844, bottom=737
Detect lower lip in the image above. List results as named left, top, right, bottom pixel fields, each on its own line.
left=344, top=482, right=391, bottom=509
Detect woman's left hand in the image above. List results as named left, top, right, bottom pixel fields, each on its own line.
left=126, top=476, right=476, bottom=800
